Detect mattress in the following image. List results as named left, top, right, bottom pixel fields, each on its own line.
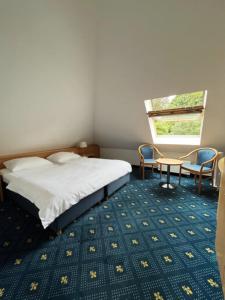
left=5, top=157, right=132, bottom=228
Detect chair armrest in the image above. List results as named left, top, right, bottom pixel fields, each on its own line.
left=179, top=149, right=198, bottom=160
left=137, top=150, right=144, bottom=161
left=200, top=155, right=217, bottom=172
left=154, top=147, right=164, bottom=157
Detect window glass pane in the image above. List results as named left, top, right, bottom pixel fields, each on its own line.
left=153, top=115, right=201, bottom=136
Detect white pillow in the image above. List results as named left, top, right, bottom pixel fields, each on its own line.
left=47, top=152, right=80, bottom=164
left=4, top=157, right=52, bottom=172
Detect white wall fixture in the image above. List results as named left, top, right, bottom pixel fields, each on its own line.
left=79, top=141, right=88, bottom=148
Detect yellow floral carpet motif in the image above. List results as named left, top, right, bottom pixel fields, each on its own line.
left=0, top=172, right=223, bottom=299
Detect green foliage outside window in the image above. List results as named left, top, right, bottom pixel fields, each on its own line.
left=151, top=91, right=204, bottom=111
left=154, top=120, right=201, bottom=136
left=151, top=91, right=204, bottom=136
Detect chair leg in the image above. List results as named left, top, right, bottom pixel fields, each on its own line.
left=194, top=174, right=197, bottom=184
left=57, top=229, right=63, bottom=236
left=160, top=164, right=162, bottom=179
left=211, top=170, right=214, bottom=186
left=142, top=164, right=145, bottom=180
left=198, top=174, right=202, bottom=194
left=140, top=162, right=144, bottom=179
left=179, top=167, right=182, bottom=185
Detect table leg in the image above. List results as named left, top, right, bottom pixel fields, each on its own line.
left=159, top=164, right=176, bottom=189
left=167, top=164, right=170, bottom=185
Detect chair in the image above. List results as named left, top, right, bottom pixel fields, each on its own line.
left=138, top=144, right=164, bottom=179
left=179, top=147, right=218, bottom=193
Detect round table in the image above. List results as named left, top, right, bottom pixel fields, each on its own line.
left=156, top=158, right=183, bottom=189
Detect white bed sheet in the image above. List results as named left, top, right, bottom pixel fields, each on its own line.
left=6, top=157, right=132, bottom=228
left=0, top=168, right=13, bottom=184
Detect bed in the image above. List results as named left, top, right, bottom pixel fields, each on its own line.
left=0, top=145, right=131, bottom=234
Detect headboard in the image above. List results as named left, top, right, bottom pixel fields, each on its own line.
left=0, top=146, right=80, bottom=169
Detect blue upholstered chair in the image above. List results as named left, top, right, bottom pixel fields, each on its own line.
left=138, top=144, right=164, bottom=179
left=179, top=147, right=218, bottom=193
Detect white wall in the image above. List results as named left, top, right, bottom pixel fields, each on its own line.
left=0, top=0, right=96, bottom=155
left=95, top=0, right=225, bottom=162
left=1, top=0, right=225, bottom=161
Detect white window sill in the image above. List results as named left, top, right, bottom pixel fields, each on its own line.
left=153, top=135, right=201, bottom=146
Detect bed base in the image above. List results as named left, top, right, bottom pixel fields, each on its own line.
left=107, top=173, right=130, bottom=196
left=4, top=173, right=130, bottom=234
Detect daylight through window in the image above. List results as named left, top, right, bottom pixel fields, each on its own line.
left=144, top=91, right=207, bottom=145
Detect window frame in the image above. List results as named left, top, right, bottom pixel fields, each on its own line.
left=145, top=90, right=207, bottom=145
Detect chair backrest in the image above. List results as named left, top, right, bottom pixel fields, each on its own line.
left=196, top=148, right=217, bottom=169
left=139, top=144, right=154, bottom=159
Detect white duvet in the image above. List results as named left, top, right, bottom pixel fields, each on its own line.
left=6, top=157, right=131, bottom=228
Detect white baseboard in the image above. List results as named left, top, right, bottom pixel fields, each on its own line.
left=100, top=147, right=190, bottom=174
left=101, top=147, right=223, bottom=187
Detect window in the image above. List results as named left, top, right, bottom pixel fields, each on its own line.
left=144, top=90, right=207, bottom=145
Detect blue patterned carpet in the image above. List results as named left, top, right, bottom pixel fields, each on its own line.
left=0, top=171, right=224, bottom=299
